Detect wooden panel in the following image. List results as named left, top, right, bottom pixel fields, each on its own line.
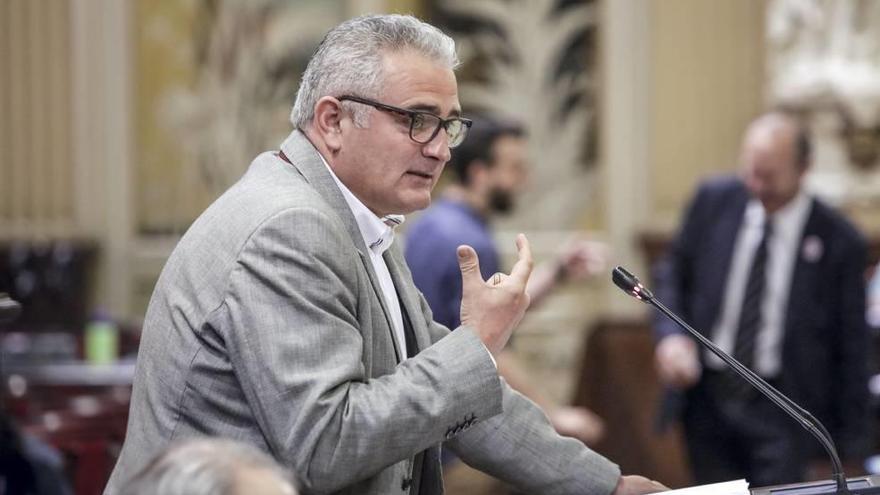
left=0, top=0, right=75, bottom=237
left=573, top=317, right=693, bottom=488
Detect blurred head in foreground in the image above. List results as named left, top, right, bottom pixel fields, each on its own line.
left=120, top=438, right=298, bottom=495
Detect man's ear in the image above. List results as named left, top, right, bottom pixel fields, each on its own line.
left=313, top=96, right=345, bottom=152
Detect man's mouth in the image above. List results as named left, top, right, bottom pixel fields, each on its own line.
left=407, top=171, right=433, bottom=179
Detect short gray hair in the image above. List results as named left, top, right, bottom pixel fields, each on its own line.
left=290, top=14, right=458, bottom=128
left=120, top=438, right=298, bottom=495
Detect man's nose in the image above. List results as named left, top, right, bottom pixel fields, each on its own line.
left=422, top=130, right=451, bottom=162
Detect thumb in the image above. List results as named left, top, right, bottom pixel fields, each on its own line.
left=457, top=245, right=482, bottom=291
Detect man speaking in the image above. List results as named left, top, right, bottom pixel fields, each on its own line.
left=105, top=14, right=665, bottom=495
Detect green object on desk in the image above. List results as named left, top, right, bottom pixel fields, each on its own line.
left=85, top=318, right=118, bottom=365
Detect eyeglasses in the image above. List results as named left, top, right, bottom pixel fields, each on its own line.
left=337, top=95, right=472, bottom=149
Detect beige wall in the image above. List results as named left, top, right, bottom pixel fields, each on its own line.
left=600, top=0, right=765, bottom=318
left=648, top=0, right=766, bottom=229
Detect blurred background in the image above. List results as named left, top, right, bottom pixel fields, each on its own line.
left=3, top=0, right=880, bottom=493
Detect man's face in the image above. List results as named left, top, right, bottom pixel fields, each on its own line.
left=486, top=135, right=528, bottom=214
left=332, top=50, right=459, bottom=217
left=739, top=124, right=804, bottom=213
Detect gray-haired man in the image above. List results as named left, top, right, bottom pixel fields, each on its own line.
left=106, top=14, right=664, bottom=495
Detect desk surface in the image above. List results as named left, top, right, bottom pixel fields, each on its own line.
left=5, top=361, right=135, bottom=386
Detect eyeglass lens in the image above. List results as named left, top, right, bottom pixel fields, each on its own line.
left=410, top=114, right=467, bottom=148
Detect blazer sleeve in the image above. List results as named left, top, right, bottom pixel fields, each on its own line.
left=415, top=282, right=621, bottom=495
left=447, top=385, right=621, bottom=495
left=218, top=207, right=504, bottom=493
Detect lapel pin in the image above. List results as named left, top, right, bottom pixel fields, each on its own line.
left=801, top=235, right=823, bottom=263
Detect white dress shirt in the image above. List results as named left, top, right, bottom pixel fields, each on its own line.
left=707, top=191, right=812, bottom=377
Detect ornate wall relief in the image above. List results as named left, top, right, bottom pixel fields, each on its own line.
left=428, top=0, right=601, bottom=231
left=135, top=0, right=348, bottom=235
left=767, top=0, right=880, bottom=225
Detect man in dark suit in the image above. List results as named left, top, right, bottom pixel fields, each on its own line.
left=653, top=111, right=871, bottom=486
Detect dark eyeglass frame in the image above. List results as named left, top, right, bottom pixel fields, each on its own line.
left=337, top=95, right=472, bottom=148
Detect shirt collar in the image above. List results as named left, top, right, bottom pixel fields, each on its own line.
left=317, top=154, right=404, bottom=255
left=744, top=190, right=811, bottom=238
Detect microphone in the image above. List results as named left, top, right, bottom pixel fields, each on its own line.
left=0, top=293, right=21, bottom=324
left=612, top=266, right=851, bottom=495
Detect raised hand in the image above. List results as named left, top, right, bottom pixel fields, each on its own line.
left=458, top=233, right=533, bottom=356
left=555, top=236, right=608, bottom=281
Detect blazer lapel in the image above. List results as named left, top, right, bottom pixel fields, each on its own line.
left=785, top=198, right=820, bottom=341
left=279, top=129, right=405, bottom=362
left=360, top=250, right=406, bottom=363
left=385, top=245, right=431, bottom=353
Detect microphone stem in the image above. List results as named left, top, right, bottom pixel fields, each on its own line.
left=649, top=298, right=850, bottom=495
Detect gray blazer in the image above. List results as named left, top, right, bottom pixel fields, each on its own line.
left=104, top=130, right=620, bottom=495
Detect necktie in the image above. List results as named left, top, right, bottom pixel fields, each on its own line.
left=726, top=218, right=773, bottom=398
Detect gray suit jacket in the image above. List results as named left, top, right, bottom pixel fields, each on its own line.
left=104, top=130, right=620, bottom=495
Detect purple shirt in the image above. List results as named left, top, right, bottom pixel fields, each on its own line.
left=404, top=198, right=499, bottom=330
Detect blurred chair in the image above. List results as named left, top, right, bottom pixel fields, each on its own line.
left=0, top=240, right=97, bottom=334
left=0, top=240, right=134, bottom=495
left=572, top=316, right=692, bottom=489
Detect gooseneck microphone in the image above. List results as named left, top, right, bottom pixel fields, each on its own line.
left=612, top=266, right=851, bottom=495
left=0, top=293, right=21, bottom=324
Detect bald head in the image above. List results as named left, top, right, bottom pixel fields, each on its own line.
left=739, top=112, right=810, bottom=213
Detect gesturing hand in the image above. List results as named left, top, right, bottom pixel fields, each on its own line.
left=458, top=233, right=533, bottom=356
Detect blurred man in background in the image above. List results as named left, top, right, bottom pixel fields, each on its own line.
left=653, top=111, right=870, bottom=486
left=405, top=114, right=606, bottom=446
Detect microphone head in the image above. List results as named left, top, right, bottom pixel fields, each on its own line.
left=611, top=266, right=654, bottom=302
left=0, top=294, right=22, bottom=324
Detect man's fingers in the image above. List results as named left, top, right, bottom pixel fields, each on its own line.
left=457, top=245, right=482, bottom=290
left=507, top=233, right=533, bottom=286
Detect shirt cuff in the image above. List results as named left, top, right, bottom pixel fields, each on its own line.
left=482, top=342, right=498, bottom=369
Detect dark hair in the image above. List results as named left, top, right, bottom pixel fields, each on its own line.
left=447, top=114, right=525, bottom=185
